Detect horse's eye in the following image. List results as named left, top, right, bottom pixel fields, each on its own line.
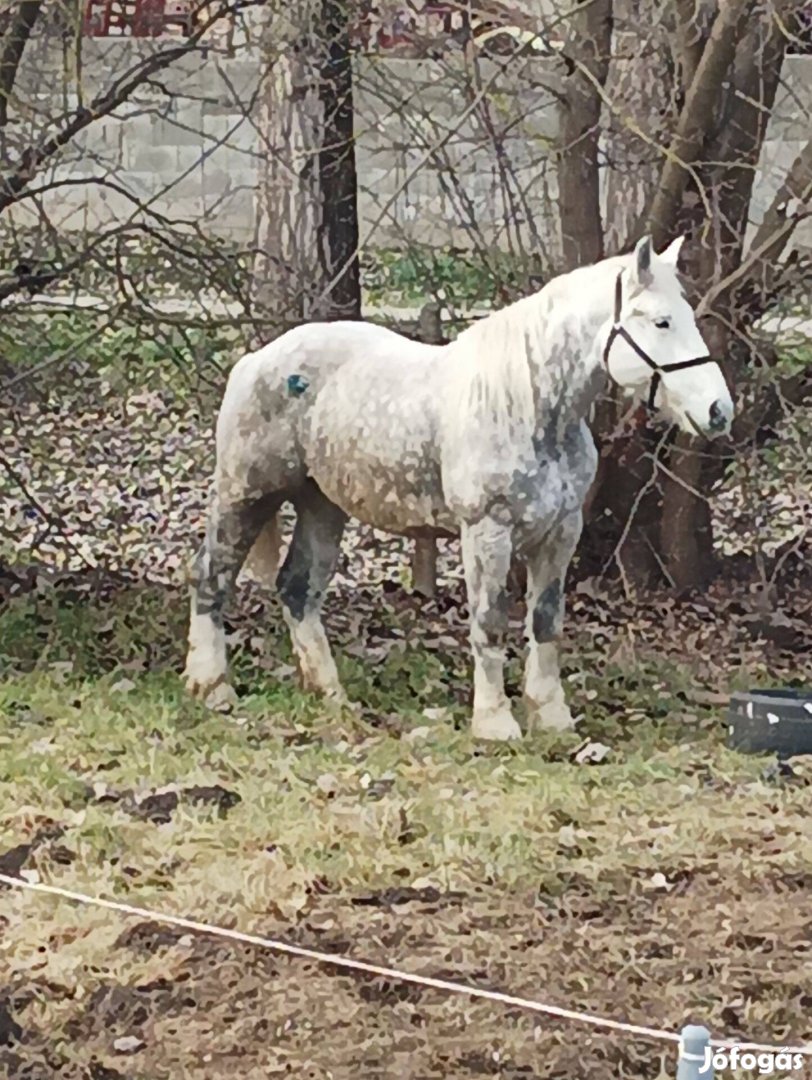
left=654, top=317, right=671, bottom=330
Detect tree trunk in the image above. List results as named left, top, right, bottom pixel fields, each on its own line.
left=580, top=417, right=668, bottom=590
left=578, top=1, right=669, bottom=588
left=648, top=0, right=754, bottom=248
left=579, top=0, right=676, bottom=590
left=602, top=2, right=675, bottom=255
left=658, top=6, right=788, bottom=588
left=253, top=0, right=360, bottom=340
left=556, top=0, right=612, bottom=270
left=583, top=0, right=793, bottom=591
left=0, top=0, right=42, bottom=129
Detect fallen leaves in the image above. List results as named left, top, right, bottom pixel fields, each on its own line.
left=572, top=740, right=612, bottom=766
left=689, top=689, right=730, bottom=707
left=3, top=376, right=812, bottom=707
left=403, top=725, right=433, bottom=743
left=421, top=707, right=450, bottom=723
left=315, top=772, right=339, bottom=797
left=109, top=677, right=136, bottom=694
left=113, top=1035, right=145, bottom=1054
left=122, top=785, right=242, bottom=824
left=647, top=872, right=673, bottom=892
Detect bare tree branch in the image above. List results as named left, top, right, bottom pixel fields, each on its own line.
left=648, top=0, right=755, bottom=246
left=698, top=137, right=812, bottom=317
left=0, top=0, right=257, bottom=215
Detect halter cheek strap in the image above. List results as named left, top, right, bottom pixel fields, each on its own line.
left=602, top=271, right=714, bottom=411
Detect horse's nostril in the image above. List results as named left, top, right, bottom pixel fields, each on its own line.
left=709, top=400, right=728, bottom=431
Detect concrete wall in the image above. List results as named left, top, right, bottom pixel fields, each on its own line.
left=4, top=33, right=811, bottom=255
left=747, top=57, right=812, bottom=250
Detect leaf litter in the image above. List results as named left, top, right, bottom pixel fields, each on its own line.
left=1, top=379, right=812, bottom=1077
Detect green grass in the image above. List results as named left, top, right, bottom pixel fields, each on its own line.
left=362, top=246, right=545, bottom=308
left=0, top=584, right=804, bottom=911
left=1, top=584, right=810, bottom=1075
left=0, top=309, right=240, bottom=398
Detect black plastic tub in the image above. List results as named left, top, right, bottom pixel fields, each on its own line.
left=727, top=689, right=812, bottom=756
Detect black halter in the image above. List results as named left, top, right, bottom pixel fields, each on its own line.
left=602, top=272, right=714, bottom=411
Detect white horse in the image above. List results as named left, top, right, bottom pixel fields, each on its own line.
left=183, top=236, right=733, bottom=740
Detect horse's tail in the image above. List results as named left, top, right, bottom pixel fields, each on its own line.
left=242, top=514, right=284, bottom=587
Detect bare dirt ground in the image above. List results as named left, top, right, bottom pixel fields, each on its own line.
left=4, top=869, right=811, bottom=1079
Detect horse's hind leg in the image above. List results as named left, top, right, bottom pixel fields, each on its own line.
left=277, top=482, right=347, bottom=700
left=184, top=495, right=277, bottom=709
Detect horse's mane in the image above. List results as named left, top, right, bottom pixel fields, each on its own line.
left=447, top=292, right=543, bottom=435
left=444, top=255, right=625, bottom=447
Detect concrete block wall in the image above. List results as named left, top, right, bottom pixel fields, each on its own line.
left=747, top=58, right=812, bottom=249
left=4, top=32, right=811, bottom=255
left=4, top=34, right=565, bottom=253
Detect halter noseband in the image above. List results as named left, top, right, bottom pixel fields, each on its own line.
left=602, top=271, right=713, bottom=411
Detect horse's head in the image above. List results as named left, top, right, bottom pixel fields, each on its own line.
left=602, top=235, right=733, bottom=438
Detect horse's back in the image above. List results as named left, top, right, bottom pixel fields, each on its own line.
left=253, top=320, right=440, bottom=377
left=220, top=321, right=423, bottom=429
left=213, top=320, right=445, bottom=504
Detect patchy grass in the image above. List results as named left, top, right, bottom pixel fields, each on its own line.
left=0, top=309, right=238, bottom=402
left=361, top=246, right=543, bottom=309
left=1, top=582, right=811, bottom=1078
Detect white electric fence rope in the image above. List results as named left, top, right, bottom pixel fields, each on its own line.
left=1, top=873, right=810, bottom=1058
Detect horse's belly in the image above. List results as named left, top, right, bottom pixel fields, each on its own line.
left=313, top=455, right=452, bottom=533
left=304, top=389, right=452, bottom=534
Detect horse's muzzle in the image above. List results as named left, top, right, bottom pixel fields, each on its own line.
left=708, top=398, right=733, bottom=435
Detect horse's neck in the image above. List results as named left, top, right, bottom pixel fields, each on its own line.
left=439, top=261, right=616, bottom=448
left=529, top=268, right=614, bottom=428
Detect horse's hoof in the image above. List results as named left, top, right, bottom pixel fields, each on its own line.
left=471, top=710, right=523, bottom=741
left=184, top=671, right=236, bottom=713
left=204, top=682, right=238, bottom=713
left=527, top=704, right=577, bottom=732
left=323, top=689, right=360, bottom=714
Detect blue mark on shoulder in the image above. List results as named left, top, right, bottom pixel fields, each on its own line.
left=287, top=373, right=309, bottom=397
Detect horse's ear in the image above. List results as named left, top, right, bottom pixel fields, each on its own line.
left=659, top=235, right=685, bottom=267
left=632, top=235, right=653, bottom=286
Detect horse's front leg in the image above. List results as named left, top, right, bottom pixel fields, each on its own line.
left=461, top=515, right=521, bottom=741
left=522, top=514, right=582, bottom=732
